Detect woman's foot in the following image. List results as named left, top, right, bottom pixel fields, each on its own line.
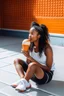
left=15, top=78, right=31, bottom=92
left=11, top=79, right=21, bottom=88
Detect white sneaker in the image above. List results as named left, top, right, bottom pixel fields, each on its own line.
left=15, top=78, right=31, bottom=92
left=11, top=79, right=21, bottom=88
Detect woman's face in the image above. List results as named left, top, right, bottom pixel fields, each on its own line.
left=28, top=28, right=40, bottom=42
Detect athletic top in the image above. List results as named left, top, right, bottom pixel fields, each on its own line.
left=30, top=48, right=55, bottom=71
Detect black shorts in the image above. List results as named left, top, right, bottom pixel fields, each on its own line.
left=22, top=60, right=54, bottom=85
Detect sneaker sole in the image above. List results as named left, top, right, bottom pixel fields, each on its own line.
left=15, top=88, right=26, bottom=92
left=26, top=85, right=31, bottom=89
left=15, top=85, right=31, bottom=92
left=11, top=84, right=18, bottom=88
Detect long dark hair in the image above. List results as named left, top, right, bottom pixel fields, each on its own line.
left=29, top=22, right=49, bottom=57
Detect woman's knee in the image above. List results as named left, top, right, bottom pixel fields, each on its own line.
left=28, top=62, right=36, bottom=70
left=14, top=58, right=22, bottom=65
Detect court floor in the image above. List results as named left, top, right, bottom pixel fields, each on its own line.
left=0, top=36, right=64, bottom=96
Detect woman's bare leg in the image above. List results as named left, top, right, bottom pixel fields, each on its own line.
left=24, top=62, right=44, bottom=81
left=14, top=59, right=25, bottom=78
left=14, top=60, right=44, bottom=81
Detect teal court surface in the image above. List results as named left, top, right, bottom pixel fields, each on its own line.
left=0, top=36, right=64, bottom=96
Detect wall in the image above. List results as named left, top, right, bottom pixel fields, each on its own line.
left=3, top=0, right=36, bottom=30
left=35, top=0, right=64, bottom=34
left=0, top=0, right=2, bottom=28
left=2, top=0, right=64, bottom=34
left=0, top=0, right=3, bottom=29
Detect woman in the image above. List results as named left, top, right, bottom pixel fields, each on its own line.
left=12, top=22, right=55, bottom=92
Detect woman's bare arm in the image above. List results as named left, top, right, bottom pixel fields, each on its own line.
left=28, top=45, right=53, bottom=71
left=22, top=45, right=53, bottom=72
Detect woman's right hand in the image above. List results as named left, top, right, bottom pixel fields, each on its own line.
left=26, top=58, right=31, bottom=64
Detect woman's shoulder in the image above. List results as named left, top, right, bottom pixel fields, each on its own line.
left=44, top=43, right=53, bottom=56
